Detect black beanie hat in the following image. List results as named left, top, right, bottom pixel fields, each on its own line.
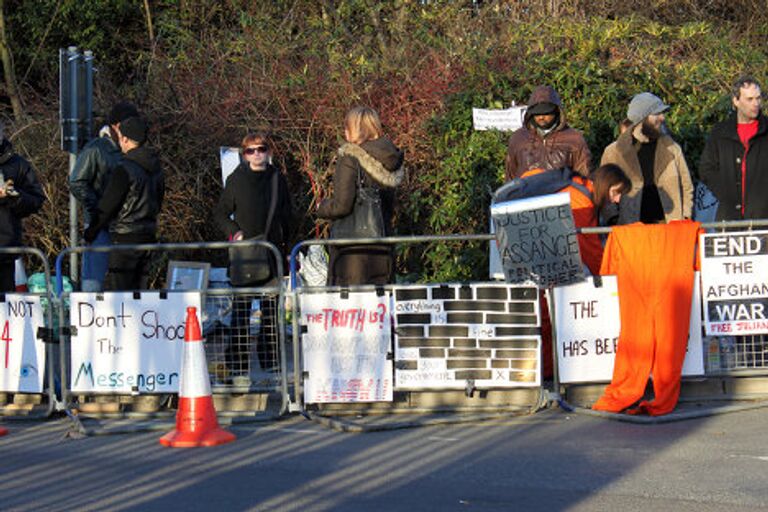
left=527, top=102, right=558, bottom=116
left=120, top=116, right=147, bottom=144
left=108, top=101, right=139, bottom=125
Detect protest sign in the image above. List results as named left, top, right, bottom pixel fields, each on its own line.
left=693, top=181, right=718, bottom=223
left=700, top=231, right=768, bottom=335
left=301, top=291, right=393, bottom=403
left=472, top=107, right=526, bottom=131
left=219, top=146, right=241, bottom=186
left=554, top=275, right=704, bottom=383
left=491, top=192, right=584, bottom=287
left=0, top=295, right=45, bottom=393
left=394, top=283, right=540, bottom=389
left=70, top=291, right=202, bottom=393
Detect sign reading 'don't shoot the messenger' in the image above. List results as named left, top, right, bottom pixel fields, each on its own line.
left=700, top=230, right=768, bottom=335
left=70, top=291, right=202, bottom=393
left=491, top=192, right=584, bottom=288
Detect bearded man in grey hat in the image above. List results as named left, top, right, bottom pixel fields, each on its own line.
left=600, top=92, right=693, bottom=224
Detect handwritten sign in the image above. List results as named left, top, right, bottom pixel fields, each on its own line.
left=554, top=276, right=704, bottom=383
left=700, top=231, right=768, bottom=335
left=491, top=192, right=584, bottom=287
left=0, top=294, right=45, bottom=393
left=301, top=291, right=393, bottom=403
left=693, top=181, right=719, bottom=223
left=472, top=107, right=526, bottom=131
left=70, top=291, right=202, bottom=393
left=393, top=283, right=541, bottom=389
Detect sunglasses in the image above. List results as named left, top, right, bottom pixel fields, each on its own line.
left=244, top=145, right=269, bottom=155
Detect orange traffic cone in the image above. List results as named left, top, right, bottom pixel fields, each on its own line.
left=160, top=306, right=235, bottom=448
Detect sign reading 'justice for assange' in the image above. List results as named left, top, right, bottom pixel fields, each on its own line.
left=491, top=192, right=584, bottom=288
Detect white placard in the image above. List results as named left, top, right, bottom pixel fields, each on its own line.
left=220, top=146, right=241, bottom=186
left=700, top=231, right=768, bottom=335
left=70, top=292, right=202, bottom=393
left=554, top=275, right=704, bottom=383
left=491, top=192, right=584, bottom=287
left=301, top=291, right=393, bottom=403
left=393, top=283, right=541, bottom=389
left=0, top=295, right=45, bottom=393
left=472, top=107, right=526, bottom=131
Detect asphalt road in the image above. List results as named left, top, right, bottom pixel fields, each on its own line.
left=2, top=407, right=768, bottom=512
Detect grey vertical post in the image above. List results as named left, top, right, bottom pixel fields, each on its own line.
left=68, top=47, right=80, bottom=284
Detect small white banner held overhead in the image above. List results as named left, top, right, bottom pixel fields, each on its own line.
left=0, top=295, right=45, bottom=393
left=472, top=107, right=526, bottom=131
left=301, top=291, right=393, bottom=403
left=700, top=231, right=768, bottom=335
left=70, top=291, right=202, bottom=393
left=554, top=275, right=704, bottom=383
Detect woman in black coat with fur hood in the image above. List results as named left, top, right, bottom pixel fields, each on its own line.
left=317, top=107, right=404, bottom=286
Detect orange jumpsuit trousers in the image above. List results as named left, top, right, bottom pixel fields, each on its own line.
left=592, top=221, right=700, bottom=416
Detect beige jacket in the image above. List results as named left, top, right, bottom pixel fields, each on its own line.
left=600, top=124, right=693, bottom=224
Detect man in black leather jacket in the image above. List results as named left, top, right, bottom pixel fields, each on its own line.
left=69, top=101, right=138, bottom=291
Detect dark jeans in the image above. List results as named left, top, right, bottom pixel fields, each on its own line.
left=105, top=248, right=152, bottom=291
left=226, top=292, right=279, bottom=374
left=0, top=258, right=15, bottom=292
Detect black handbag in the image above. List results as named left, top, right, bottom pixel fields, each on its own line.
left=228, top=171, right=279, bottom=286
left=330, top=168, right=385, bottom=239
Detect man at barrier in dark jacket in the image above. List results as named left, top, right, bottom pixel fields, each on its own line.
left=0, top=122, right=45, bottom=292
left=699, top=76, right=767, bottom=220
left=69, top=101, right=138, bottom=291
left=85, top=116, right=164, bottom=291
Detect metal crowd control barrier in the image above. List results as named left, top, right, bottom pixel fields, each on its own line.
left=553, top=219, right=768, bottom=405
left=54, top=240, right=290, bottom=416
left=0, top=247, right=57, bottom=419
left=287, top=234, right=545, bottom=415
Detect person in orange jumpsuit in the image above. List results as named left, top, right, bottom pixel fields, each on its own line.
left=521, top=165, right=631, bottom=377
left=592, top=220, right=701, bottom=415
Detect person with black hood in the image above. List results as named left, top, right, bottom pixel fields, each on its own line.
left=317, top=106, right=405, bottom=286
left=0, top=121, right=45, bottom=292
left=505, top=85, right=592, bottom=181
left=84, top=116, right=164, bottom=291
left=69, top=101, right=138, bottom=291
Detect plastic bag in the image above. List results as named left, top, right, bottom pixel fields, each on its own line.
left=298, top=245, right=328, bottom=287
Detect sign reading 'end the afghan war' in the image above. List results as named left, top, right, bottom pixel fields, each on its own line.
left=491, top=192, right=584, bottom=288
left=701, top=231, right=768, bottom=335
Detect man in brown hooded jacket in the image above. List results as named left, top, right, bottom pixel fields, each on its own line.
left=505, top=85, right=592, bottom=181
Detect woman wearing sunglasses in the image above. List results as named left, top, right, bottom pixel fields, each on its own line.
left=214, top=131, right=292, bottom=377
left=317, top=107, right=405, bottom=286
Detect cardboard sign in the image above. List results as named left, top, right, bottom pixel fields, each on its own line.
left=301, top=291, right=393, bottom=403
left=491, top=192, right=584, bottom=287
left=700, top=231, right=768, bottom=335
left=472, top=107, right=526, bottom=131
left=394, top=283, right=540, bottom=389
left=554, top=275, right=704, bottom=383
left=0, top=295, right=45, bottom=393
left=70, top=292, right=202, bottom=393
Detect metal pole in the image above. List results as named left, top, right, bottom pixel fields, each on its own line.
left=68, top=47, right=80, bottom=284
